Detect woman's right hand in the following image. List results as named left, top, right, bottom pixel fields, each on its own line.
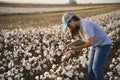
left=62, top=50, right=74, bottom=61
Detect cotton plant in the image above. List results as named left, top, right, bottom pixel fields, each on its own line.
left=105, top=49, right=120, bottom=79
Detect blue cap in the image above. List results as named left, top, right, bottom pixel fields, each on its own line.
left=62, top=12, right=74, bottom=32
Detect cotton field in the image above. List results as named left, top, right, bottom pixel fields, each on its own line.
left=0, top=10, right=120, bottom=80
left=0, top=6, right=102, bottom=15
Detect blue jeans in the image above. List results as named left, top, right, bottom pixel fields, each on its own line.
left=87, top=45, right=111, bottom=80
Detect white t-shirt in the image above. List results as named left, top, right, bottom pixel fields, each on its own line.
left=80, top=19, right=112, bottom=46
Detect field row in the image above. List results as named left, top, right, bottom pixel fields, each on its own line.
left=0, top=6, right=101, bottom=15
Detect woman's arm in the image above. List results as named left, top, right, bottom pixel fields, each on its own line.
left=69, top=38, right=93, bottom=50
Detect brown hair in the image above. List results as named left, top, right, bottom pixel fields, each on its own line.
left=69, top=15, right=82, bottom=39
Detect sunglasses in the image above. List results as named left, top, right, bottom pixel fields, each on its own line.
left=67, top=20, right=71, bottom=27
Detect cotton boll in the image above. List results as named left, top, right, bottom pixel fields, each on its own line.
left=109, top=64, right=115, bottom=69
left=8, top=77, right=13, bottom=80
left=109, top=76, right=113, bottom=80
left=82, top=63, right=86, bottom=68
left=14, top=74, right=21, bottom=80
left=0, top=74, right=5, bottom=80
left=8, top=60, right=14, bottom=69
left=56, top=51, right=61, bottom=56
left=35, top=49, right=41, bottom=54
left=34, top=39, right=39, bottom=44
left=49, top=74, right=56, bottom=79
left=107, top=72, right=113, bottom=77
left=74, top=71, right=79, bottom=76
left=0, top=61, right=3, bottom=66
left=65, top=78, right=70, bottom=80
left=66, top=71, right=73, bottom=78
left=0, top=10, right=120, bottom=80
left=116, top=65, right=120, bottom=74
left=24, top=52, right=32, bottom=57
left=40, top=75, right=45, bottom=80
left=49, top=69, right=54, bottom=74
left=112, top=58, right=116, bottom=63
left=118, top=49, right=120, bottom=53
left=38, top=55, right=42, bottom=58
left=21, top=59, right=27, bottom=67
left=18, top=73, right=23, bottom=78
left=79, top=56, right=87, bottom=68
left=114, top=62, right=117, bottom=65
left=59, top=45, right=65, bottom=51
left=55, top=68, right=61, bottom=75
left=43, top=50, right=48, bottom=57
left=21, top=78, right=25, bottom=80
left=52, top=64, right=56, bottom=69
left=35, top=76, right=39, bottom=80
left=6, top=70, right=13, bottom=77
left=79, top=72, right=84, bottom=78
left=44, top=72, right=50, bottom=78
left=56, top=77, right=62, bottom=80
left=117, top=57, right=120, bottom=61
left=0, top=52, right=2, bottom=57
left=65, top=65, right=73, bottom=71
left=43, top=64, right=47, bottom=69
left=114, top=76, right=119, bottom=80
left=26, top=65, right=31, bottom=70
left=75, top=77, right=79, bottom=80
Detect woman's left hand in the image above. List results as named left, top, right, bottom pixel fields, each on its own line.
left=69, top=46, right=77, bottom=50
left=62, top=50, right=74, bottom=61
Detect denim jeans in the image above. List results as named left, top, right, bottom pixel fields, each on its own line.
left=87, top=45, right=111, bottom=80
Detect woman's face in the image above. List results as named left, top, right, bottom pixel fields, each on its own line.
left=68, top=19, right=80, bottom=29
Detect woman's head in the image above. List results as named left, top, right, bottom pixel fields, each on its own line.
left=62, top=12, right=81, bottom=39
left=62, top=12, right=80, bottom=31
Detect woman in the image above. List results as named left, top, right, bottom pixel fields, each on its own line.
left=62, top=12, right=112, bottom=80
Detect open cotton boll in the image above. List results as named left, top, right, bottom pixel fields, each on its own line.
left=21, top=78, right=25, bottom=80
left=66, top=71, right=73, bottom=78
left=43, top=63, right=47, bottom=69
left=112, top=58, right=116, bottom=63
left=79, top=72, right=84, bottom=78
left=8, top=60, right=14, bottom=69
left=65, top=65, right=73, bottom=71
left=109, top=76, right=113, bottom=80
left=109, top=64, right=115, bottom=69
left=44, top=72, right=50, bottom=78
left=35, top=76, right=39, bottom=80
left=7, top=77, right=13, bottom=80
left=107, top=72, right=113, bottom=77
left=55, top=66, right=62, bottom=75
left=35, top=65, right=42, bottom=71
left=0, top=10, right=120, bottom=80
left=25, top=65, right=31, bottom=70
left=115, top=65, right=120, bottom=75
left=0, top=61, right=3, bottom=66
left=65, top=78, right=70, bottom=80
left=49, top=74, right=56, bottom=79
left=56, top=77, right=62, bottom=80
left=61, top=68, right=66, bottom=75
left=52, top=64, right=56, bottom=69
left=56, top=51, right=61, bottom=56
left=40, top=75, right=45, bottom=80
left=24, top=52, right=32, bottom=57
left=114, top=76, right=119, bottom=80
left=43, top=50, right=48, bottom=56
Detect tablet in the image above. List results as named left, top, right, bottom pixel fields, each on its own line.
left=67, top=39, right=85, bottom=47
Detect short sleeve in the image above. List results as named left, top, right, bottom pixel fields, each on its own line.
left=84, top=24, right=94, bottom=39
